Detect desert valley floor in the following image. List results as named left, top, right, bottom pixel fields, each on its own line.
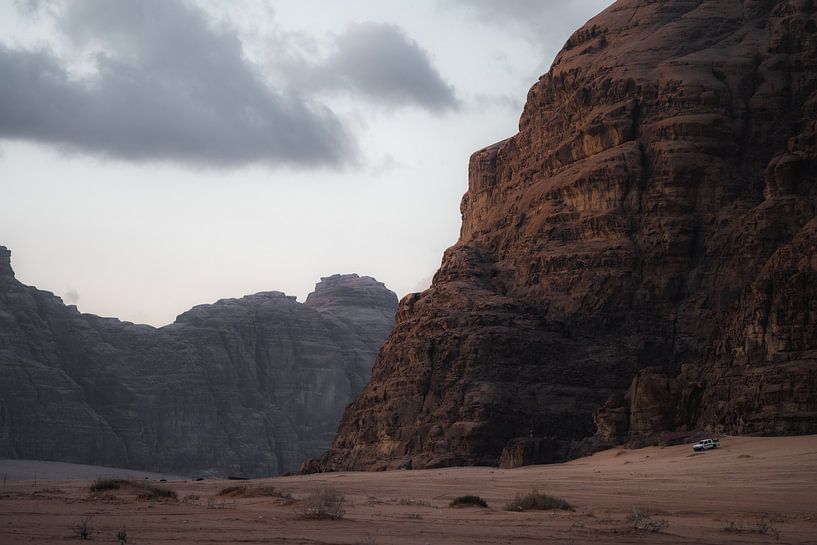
left=1, top=436, right=816, bottom=545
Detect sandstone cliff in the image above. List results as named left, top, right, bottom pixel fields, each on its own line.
left=304, top=0, right=817, bottom=472
left=0, top=247, right=397, bottom=476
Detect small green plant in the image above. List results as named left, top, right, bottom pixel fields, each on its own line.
left=449, top=495, right=488, bottom=508
left=504, top=490, right=573, bottom=511
left=72, top=516, right=93, bottom=540
left=302, top=488, right=346, bottom=520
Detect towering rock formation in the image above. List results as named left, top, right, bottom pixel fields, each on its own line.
left=0, top=246, right=397, bottom=476
left=304, top=0, right=817, bottom=472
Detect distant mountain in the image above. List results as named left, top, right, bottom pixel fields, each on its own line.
left=304, top=0, right=817, bottom=473
left=0, top=246, right=397, bottom=476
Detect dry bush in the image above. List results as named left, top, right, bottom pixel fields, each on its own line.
left=630, top=509, right=669, bottom=532
left=504, top=490, right=573, bottom=512
left=34, top=488, right=65, bottom=495
left=302, top=488, right=346, bottom=520
left=723, top=517, right=780, bottom=539
left=72, top=516, right=93, bottom=540
left=398, top=498, right=431, bottom=507
left=217, top=484, right=292, bottom=499
left=206, top=498, right=237, bottom=509
left=180, top=493, right=200, bottom=504
left=449, top=495, right=488, bottom=508
left=136, top=482, right=177, bottom=501
left=88, top=479, right=177, bottom=501
left=89, top=478, right=129, bottom=492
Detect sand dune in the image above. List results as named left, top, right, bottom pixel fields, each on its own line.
left=2, top=436, right=816, bottom=544
left=0, top=459, right=185, bottom=482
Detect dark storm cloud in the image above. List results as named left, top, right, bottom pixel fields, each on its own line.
left=319, top=23, right=458, bottom=112
left=0, top=0, right=355, bottom=167
left=441, top=0, right=613, bottom=45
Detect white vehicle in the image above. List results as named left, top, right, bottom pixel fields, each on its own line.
left=692, top=438, right=720, bottom=452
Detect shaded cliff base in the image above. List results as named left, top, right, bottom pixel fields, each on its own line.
left=4, top=435, right=817, bottom=544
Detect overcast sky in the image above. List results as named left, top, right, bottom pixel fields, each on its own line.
left=0, top=0, right=612, bottom=326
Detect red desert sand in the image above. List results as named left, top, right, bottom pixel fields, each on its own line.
left=2, top=436, right=816, bottom=544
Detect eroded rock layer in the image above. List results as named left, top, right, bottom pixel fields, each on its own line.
left=0, top=249, right=397, bottom=476
left=304, top=0, right=817, bottom=472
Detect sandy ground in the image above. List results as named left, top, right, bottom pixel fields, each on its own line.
left=1, top=436, right=816, bottom=545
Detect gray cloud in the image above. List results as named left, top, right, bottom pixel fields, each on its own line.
left=441, top=0, right=613, bottom=46
left=319, top=23, right=458, bottom=112
left=278, top=22, right=458, bottom=113
left=0, top=0, right=355, bottom=167
left=472, top=93, right=523, bottom=111
left=12, top=0, right=50, bottom=15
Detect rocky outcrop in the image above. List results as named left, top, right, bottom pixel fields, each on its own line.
left=0, top=246, right=397, bottom=476
left=305, top=0, right=817, bottom=472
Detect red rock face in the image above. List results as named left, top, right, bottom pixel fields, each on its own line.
left=303, top=0, right=817, bottom=472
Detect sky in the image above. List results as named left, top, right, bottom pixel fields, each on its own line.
left=0, top=0, right=612, bottom=326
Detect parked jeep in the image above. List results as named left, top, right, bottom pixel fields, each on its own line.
left=692, top=438, right=720, bottom=452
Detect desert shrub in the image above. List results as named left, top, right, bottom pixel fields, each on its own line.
left=504, top=490, right=573, bottom=511
left=72, top=516, right=93, bottom=540
left=302, top=488, right=346, bottom=520
left=89, top=478, right=129, bottom=492
left=754, top=519, right=780, bottom=537
left=256, top=486, right=292, bottom=499
left=216, top=485, right=292, bottom=499
left=206, top=498, right=237, bottom=509
left=723, top=520, right=739, bottom=532
left=398, top=498, right=431, bottom=507
left=723, top=518, right=780, bottom=538
left=34, top=488, right=65, bottom=495
left=136, top=482, right=177, bottom=501
left=449, top=495, right=488, bottom=508
left=88, top=479, right=176, bottom=501
left=630, top=509, right=669, bottom=532
left=116, top=525, right=128, bottom=544
left=216, top=485, right=246, bottom=497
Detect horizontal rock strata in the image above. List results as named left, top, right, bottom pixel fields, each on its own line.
left=304, top=0, right=817, bottom=472
left=0, top=249, right=397, bottom=476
